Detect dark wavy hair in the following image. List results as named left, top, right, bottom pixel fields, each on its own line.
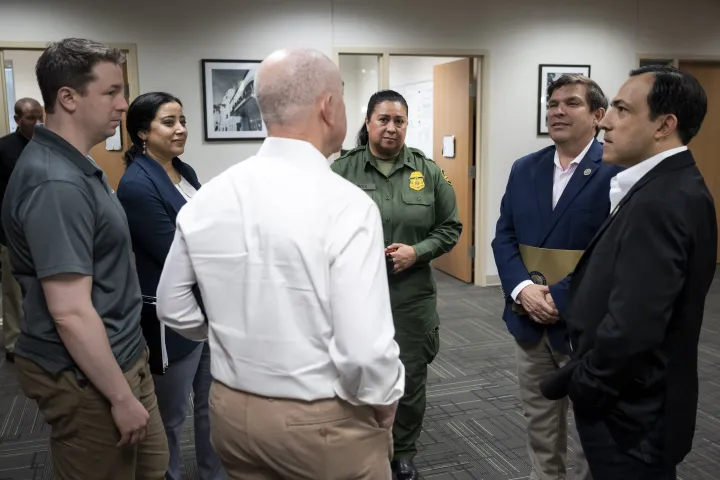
left=123, top=92, right=183, bottom=166
left=356, top=90, right=409, bottom=147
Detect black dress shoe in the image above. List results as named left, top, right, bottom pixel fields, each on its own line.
left=391, top=459, right=419, bottom=480
left=5, top=352, right=14, bottom=362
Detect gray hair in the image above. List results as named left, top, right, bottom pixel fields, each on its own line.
left=36, top=38, right=126, bottom=114
left=255, top=48, right=341, bottom=127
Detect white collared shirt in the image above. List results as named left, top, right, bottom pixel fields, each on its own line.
left=511, top=139, right=594, bottom=301
left=156, top=137, right=404, bottom=407
left=551, top=139, right=593, bottom=209
left=609, top=146, right=688, bottom=213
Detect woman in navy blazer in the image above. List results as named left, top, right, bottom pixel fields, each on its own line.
left=117, top=92, right=224, bottom=480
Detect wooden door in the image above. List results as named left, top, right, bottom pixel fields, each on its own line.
left=431, top=58, right=475, bottom=283
left=89, top=61, right=131, bottom=191
left=679, top=61, right=720, bottom=261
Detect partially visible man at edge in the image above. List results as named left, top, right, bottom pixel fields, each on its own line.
left=0, top=97, right=42, bottom=362
left=542, top=65, right=716, bottom=480
left=156, top=48, right=404, bottom=479
left=1, top=38, right=168, bottom=479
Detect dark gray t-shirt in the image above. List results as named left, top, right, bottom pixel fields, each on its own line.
left=1, top=126, right=145, bottom=374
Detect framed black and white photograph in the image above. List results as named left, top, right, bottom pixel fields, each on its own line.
left=201, top=59, right=266, bottom=141
left=537, top=64, right=591, bottom=135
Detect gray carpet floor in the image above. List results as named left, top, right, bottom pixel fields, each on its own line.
left=1, top=270, right=720, bottom=479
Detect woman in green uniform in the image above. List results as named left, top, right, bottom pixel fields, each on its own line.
left=331, top=89, right=462, bottom=480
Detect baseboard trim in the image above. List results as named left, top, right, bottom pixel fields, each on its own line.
left=484, top=274, right=500, bottom=286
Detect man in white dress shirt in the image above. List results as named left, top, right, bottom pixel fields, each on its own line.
left=156, top=48, right=405, bottom=479
left=492, top=74, right=621, bottom=480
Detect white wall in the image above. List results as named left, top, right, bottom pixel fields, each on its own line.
left=389, top=56, right=460, bottom=88
left=1, top=0, right=719, bottom=280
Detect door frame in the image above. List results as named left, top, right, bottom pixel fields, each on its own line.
left=333, top=47, right=492, bottom=287
left=0, top=41, right=140, bottom=137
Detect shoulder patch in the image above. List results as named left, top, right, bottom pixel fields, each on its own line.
left=441, top=169, right=452, bottom=186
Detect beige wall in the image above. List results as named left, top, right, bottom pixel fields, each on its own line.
left=1, top=0, right=718, bottom=279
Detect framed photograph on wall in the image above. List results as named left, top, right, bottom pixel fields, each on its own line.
left=537, top=64, right=591, bottom=136
left=201, top=59, right=267, bottom=141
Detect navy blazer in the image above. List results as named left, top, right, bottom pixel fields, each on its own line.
left=491, top=139, right=623, bottom=353
left=117, top=154, right=202, bottom=367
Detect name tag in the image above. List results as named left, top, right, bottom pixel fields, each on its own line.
left=356, top=183, right=376, bottom=191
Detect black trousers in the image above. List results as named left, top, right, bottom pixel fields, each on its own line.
left=574, top=410, right=676, bottom=480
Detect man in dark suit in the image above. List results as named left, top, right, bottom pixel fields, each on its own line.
left=493, top=75, right=622, bottom=480
left=0, top=97, right=43, bottom=361
left=541, top=65, right=716, bottom=479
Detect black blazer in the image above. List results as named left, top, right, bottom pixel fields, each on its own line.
left=117, top=154, right=203, bottom=374
left=0, top=131, right=30, bottom=245
left=540, top=150, right=717, bottom=465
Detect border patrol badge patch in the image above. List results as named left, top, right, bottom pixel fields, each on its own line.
left=409, top=171, right=425, bottom=191
left=441, top=169, right=452, bottom=185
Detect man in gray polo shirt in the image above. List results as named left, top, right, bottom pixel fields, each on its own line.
left=1, top=38, right=168, bottom=479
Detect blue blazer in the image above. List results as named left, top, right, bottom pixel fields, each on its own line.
left=491, top=140, right=623, bottom=353
left=117, top=154, right=202, bottom=368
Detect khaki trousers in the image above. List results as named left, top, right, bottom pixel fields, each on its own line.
left=209, top=380, right=393, bottom=480
left=15, top=348, right=169, bottom=479
left=1, top=245, right=23, bottom=353
left=516, top=333, right=592, bottom=480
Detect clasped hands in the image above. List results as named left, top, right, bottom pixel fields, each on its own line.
left=386, top=243, right=417, bottom=274
left=518, top=284, right=559, bottom=325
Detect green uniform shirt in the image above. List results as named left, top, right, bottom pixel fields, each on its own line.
left=331, top=144, right=462, bottom=335
left=373, top=153, right=399, bottom=177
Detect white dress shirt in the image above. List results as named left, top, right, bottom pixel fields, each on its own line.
left=156, top=137, right=405, bottom=407
left=511, top=139, right=594, bottom=302
left=609, top=146, right=688, bottom=213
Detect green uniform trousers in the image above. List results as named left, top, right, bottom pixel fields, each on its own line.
left=393, top=326, right=440, bottom=460
left=389, top=266, right=441, bottom=460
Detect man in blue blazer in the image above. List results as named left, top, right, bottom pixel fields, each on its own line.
left=492, top=74, right=622, bottom=480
